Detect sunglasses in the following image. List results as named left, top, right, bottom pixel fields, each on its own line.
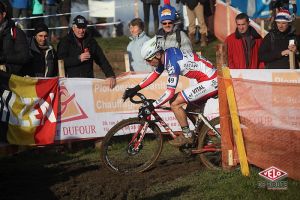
left=146, top=54, right=156, bottom=62
left=162, top=22, right=173, bottom=25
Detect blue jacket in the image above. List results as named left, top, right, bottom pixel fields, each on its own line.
left=11, top=0, right=30, bottom=9
left=127, top=32, right=153, bottom=72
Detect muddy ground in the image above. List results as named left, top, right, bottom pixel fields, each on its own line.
left=0, top=146, right=203, bottom=200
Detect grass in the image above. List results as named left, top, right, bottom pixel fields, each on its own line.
left=140, top=167, right=300, bottom=200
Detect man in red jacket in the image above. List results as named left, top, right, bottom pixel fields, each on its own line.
left=225, top=13, right=264, bottom=69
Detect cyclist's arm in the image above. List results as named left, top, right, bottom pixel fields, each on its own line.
left=139, top=65, right=164, bottom=89
left=153, top=72, right=180, bottom=107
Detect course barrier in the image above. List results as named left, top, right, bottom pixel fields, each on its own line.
left=219, top=68, right=300, bottom=180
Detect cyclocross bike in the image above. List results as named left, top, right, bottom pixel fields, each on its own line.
left=101, top=93, right=221, bottom=174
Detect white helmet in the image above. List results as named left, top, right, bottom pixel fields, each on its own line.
left=141, top=36, right=162, bottom=60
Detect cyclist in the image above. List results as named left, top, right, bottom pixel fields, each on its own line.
left=122, top=36, right=218, bottom=147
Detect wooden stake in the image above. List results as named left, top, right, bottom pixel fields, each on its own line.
left=58, top=60, right=65, bottom=77
left=124, top=53, right=130, bottom=72
left=223, top=67, right=250, bottom=176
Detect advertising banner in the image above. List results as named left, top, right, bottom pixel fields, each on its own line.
left=56, top=72, right=219, bottom=141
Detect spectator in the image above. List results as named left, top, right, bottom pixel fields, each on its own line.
left=225, top=13, right=264, bottom=69
left=31, top=0, right=44, bottom=36
left=0, top=1, right=29, bottom=75
left=269, top=0, right=297, bottom=30
left=259, top=10, right=300, bottom=69
left=141, top=0, right=160, bottom=35
left=22, top=23, right=58, bottom=77
left=178, top=0, right=208, bottom=46
left=57, top=15, right=116, bottom=88
left=156, top=4, right=192, bottom=51
left=127, top=18, right=152, bottom=72
left=11, top=0, right=31, bottom=31
left=44, top=0, right=59, bottom=42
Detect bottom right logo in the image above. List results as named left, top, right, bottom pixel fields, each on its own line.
left=258, top=166, right=288, bottom=190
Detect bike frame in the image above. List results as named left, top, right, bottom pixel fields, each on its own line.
left=131, top=106, right=221, bottom=154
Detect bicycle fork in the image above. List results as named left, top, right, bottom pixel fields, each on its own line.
left=128, top=122, right=149, bottom=154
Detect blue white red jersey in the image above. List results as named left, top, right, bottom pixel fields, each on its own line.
left=139, top=47, right=218, bottom=107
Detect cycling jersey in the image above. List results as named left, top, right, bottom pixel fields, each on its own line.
left=139, top=47, right=218, bottom=107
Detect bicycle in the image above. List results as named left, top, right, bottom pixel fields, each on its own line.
left=101, top=93, right=221, bottom=174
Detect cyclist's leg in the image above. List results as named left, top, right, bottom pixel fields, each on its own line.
left=169, top=77, right=218, bottom=146
left=169, top=93, right=194, bottom=146
left=180, top=77, right=218, bottom=126
left=169, top=93, right=189, bottom=129
left=182, top=77, right=218, bottom=104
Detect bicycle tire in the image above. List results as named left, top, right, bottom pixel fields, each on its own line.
left=198, top=117, right=222, bottom=170
left=101, top=118, right=163, bottom=174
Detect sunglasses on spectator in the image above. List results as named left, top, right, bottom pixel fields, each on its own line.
left=162, top=22, right=173, bottom=25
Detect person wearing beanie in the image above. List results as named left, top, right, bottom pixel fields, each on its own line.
left=156, top=3, right=192, bottom=51
left=0, top=1, right=29, bottom=75
left=22, top=23, right=58, bottom=77
left=259, top=9, right=300, bottom=69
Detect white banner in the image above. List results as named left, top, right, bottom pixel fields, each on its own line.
left=88, top=0, right=115, bottom=18
left=55, top=72, right=219, bottom=141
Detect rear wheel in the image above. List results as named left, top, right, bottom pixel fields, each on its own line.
left=101, top=118, right=163, bottom=174
left=198, top=117, right=222, bottom=170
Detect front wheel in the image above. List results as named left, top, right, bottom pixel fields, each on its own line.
left=101, top=118, right=163, bottom=174
left=198, top=117, right=222, bottom=170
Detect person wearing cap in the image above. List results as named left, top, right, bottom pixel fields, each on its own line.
left=0, top=1, right=29, bottom=75
left=57, top=15, right=116, bottom=88
left=22, top=23, right=58, bottom=77
left=122, top=36, right=218, bottom=147
left=156, top=3, right=192, bottom=51
left=225, top=13, right=264, bottom=69
left=259, top=9, right=300, bottom=69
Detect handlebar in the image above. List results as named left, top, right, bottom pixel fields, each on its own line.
left=129, top=93, right=148, bottom=104
left=129, top=93, right=171, bottom=111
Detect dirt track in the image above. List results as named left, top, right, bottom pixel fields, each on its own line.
left=0, top=147, right=202, bottom=200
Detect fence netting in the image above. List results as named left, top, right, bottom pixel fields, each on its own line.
left=230, top=78, right=300, bottom=180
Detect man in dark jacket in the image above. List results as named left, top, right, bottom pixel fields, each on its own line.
left=57, top=15, right=116, bottom=88
left=0, top=1, right=29, bottom=75
left=23, top=23, right=58, bottom=77
left=225, top=13, right=264, bottom=69
left=259, top=10, right=300, bottom=69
